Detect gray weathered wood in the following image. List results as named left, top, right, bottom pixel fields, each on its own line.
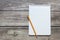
left=0, top=0, right=60, bottom=10
left=0, top=0, right=60, bottom=26
left=0, top=11, right=28, bottom=26
left=0, top=27, right=59, bottom=40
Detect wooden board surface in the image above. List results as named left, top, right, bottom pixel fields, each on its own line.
left=0, top=0, right=60, bottom=26
left=0, top=11, right=28, bottom=26
left=0, top=27, right=59, bottom=40
left=0, top=0, right=60, bottom=40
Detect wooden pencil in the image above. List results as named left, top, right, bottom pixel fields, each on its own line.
left=27, top=16, right=37, bottom=38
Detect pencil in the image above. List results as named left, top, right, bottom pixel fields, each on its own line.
left=27, top=16, right=37, bottom=38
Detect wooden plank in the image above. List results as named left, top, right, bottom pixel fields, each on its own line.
left=49, top=27, right=60, bottom=40
left=0, top=11, right=60, bottom=26
left=0, top=0, right=60, bottom=26
left=0, top=28, right=48, bottom=40
left=0, top=0, right=60, bottom=10
left=0, top=27, right=59, bottom=40
left=0, top=11, right=28, bottom=26
left=51, top=12, right=60, bottom=26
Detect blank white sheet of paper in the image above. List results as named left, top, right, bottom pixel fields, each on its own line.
left=29, top=5, right=51, bottom=35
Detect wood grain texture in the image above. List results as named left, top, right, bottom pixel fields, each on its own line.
left=0, top=11, right=28, bottom=26
left=0, top=0, right=60, bottom=10
left=0, top=0, right=60, bottom=40
left=0, top=0, right=60, bottom=26
left=0, top=27, right=59, bottom=40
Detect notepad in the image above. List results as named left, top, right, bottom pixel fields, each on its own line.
left=29, top=5, right=51, bottom=35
